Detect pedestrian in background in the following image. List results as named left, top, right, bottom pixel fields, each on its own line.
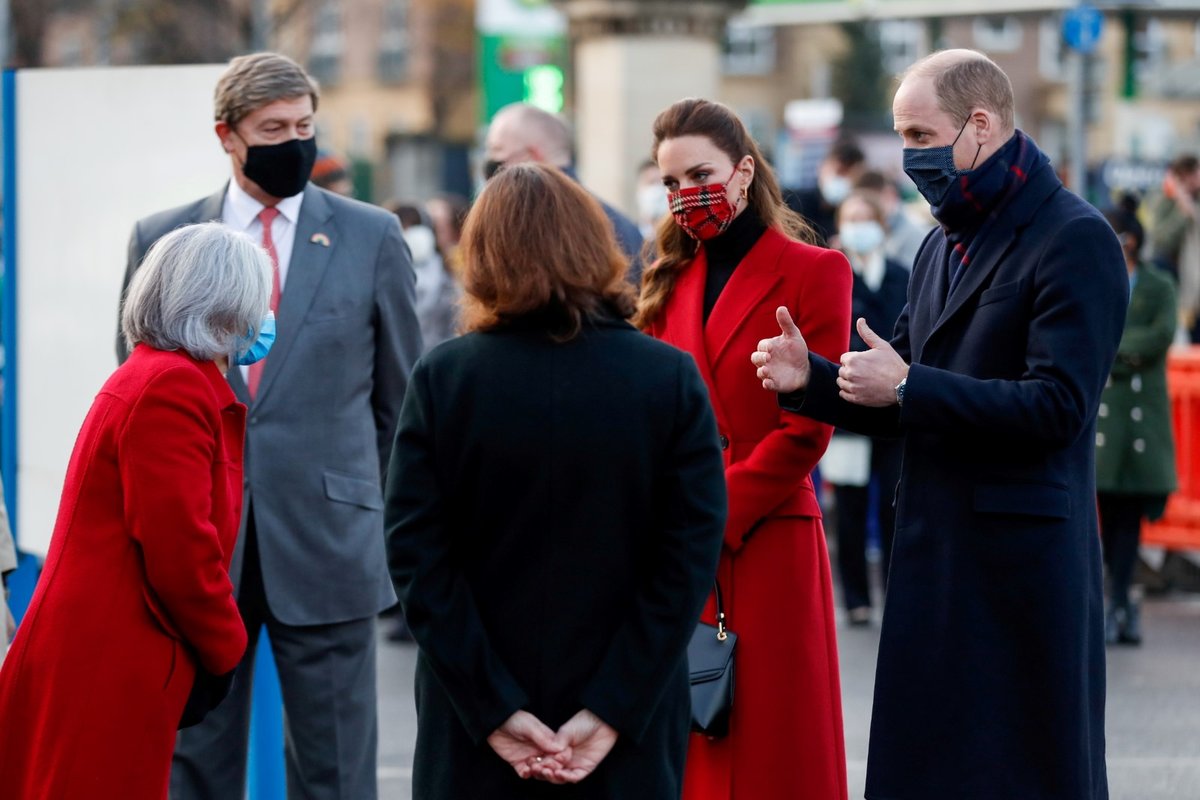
left=853, top=170, right=931, bottom=268
left=484, top=102, right=644, bottom=283
left=0, top=223, right=269, bottom=799
left=1148, top=154, right=1200, bottom=341
left=425, top=193, right=470, bottom=275
left=821, top=190, right=908, bottom=624
left=310, top=150, right=354, bottom=196
left=639, top=97, right=851, bottom=800
left=787, top=136, right=866, bottom=247
left=385, top=163, right=726, bottom=798
left=118, top=52, right=422, bottom=800
left=1096, top=202, right=1178, bottom=646
left=754, top=49, right=1126, bottom=800
left=386, top=201, right=461, bottom=354
left=635, top=158, right=668, bottom=240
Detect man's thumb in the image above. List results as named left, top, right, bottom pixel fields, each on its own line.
left=776, top=306, right=802, bottom=338
left=857, top=318, right=886, bottom=349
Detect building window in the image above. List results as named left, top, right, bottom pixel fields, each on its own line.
left=309, top=0, right=343, bottom=86
left=722, top=23, right=775, bottom=76
left=1038, top=15, right=1069, bottom=82
left=378, top=0, right=411, bottom=83
left=973, top=16, right=1023, bottom=53
left=879, top=20, right=926, bottom=76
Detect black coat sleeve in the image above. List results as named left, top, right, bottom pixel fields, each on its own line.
left=901, top=216, right=1128, bottom=448
left=577, top=353, right=726, bottom=744
left=383, top=361, right=529, bottom=744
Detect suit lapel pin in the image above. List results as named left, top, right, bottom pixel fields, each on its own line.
left=310, top=232, right=331, bottom=247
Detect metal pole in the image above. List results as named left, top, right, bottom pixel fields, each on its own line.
left=1069, top=47, right=1088, bottom=198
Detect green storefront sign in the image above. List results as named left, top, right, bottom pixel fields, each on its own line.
left=477, top=0, right=567, bottom=122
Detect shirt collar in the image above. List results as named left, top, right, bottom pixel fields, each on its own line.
left=225, top=177, right=304, bottom=231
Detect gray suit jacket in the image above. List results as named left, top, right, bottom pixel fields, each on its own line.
left=119, top=184, right=422, bottom=626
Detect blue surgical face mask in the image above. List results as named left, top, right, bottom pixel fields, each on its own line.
left=902, top=117, right=980, bottom=206
left=839, top=220, right=885, bottom=254
left=236, top=312, right=276, bottom=366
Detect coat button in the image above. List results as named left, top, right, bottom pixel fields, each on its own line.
left=1096, top=432, right=1106, bottom=447
left=1131, top=374, right=1143, bottom=393
left=1133, top=438, right=1146, bottom=453
left=719, top=435, right=729, bottom=450
left=1131, top=407, right=1143, bottom=422
left=1098, top=403, right=1108, bottom=418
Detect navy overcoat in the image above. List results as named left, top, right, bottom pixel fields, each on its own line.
left=784, top=156, right=1127, bottom=800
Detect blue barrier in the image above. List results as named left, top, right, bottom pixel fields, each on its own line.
left=249, top=631, right=287, bottom=799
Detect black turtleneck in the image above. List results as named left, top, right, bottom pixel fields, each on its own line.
left=703, top=205, right=767, bottom=322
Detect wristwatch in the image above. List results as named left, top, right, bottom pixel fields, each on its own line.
left=895, top=377, right=907, bottom=407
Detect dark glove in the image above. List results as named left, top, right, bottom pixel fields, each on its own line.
left=178, top=666, right=236, bottom=730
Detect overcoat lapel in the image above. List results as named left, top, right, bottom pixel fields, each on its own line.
left=667, top=249, right=717, bottom=391
left=704, top=230, right=785, bottom=367
left=926, top=165, right=1062, bottom=345
left=253, top=185, right=336, bottom=406
left=196, top=188, right=226, bottom=225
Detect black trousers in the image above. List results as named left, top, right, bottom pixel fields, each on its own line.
left=1097, top=492, right=1147, bottom=609
left=834, top=438, right=903, bottom=611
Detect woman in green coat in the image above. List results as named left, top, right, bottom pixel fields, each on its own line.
left=1096, top=206, right=1178, bottom=645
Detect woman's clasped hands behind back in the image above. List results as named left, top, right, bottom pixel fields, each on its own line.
left=487, top=709, right=619, bottom=784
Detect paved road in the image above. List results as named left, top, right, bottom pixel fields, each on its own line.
left=376, top=594, right=1200, bottom=799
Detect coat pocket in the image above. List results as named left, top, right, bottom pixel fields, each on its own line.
left=323, top=470, right=384, bottom=510
left=973, top=481, right=1070, bottom=519
left=977, top=278, right=1023, bottom=307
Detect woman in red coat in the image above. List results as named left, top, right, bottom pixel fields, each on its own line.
left=639, top=99, right=852, bottom=800
left=0, top=223, right=273, bottom=799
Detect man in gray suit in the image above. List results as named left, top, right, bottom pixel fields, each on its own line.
left=117, top=53, right=422, bottom=799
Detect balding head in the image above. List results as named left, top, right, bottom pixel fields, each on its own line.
left=893, top=49, right=1015, bottom=176
left=902, top=49, right=1015, bottom=136
left=485, top=103, right=573, bottom=172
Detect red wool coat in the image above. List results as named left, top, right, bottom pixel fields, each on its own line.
left=649, top=227, right=852, bottom=800
left=0, top=346, right=248, bottom=800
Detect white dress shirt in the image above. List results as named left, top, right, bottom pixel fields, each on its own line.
left=222, top=177, right=305, bottom=384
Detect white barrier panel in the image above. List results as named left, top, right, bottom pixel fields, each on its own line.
left=16, top=65, right=228, bottom=557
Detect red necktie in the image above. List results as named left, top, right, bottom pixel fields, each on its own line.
left=248, top=206, right=281, bottom=400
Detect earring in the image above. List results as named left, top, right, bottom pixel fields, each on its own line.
left=740, top=184, right=749, bottom=200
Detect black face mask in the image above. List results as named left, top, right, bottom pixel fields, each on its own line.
left=483, top=159, right=505, bottom=181
left=241, top=136, right=318, bottom=199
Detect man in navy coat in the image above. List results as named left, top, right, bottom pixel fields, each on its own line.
left=753, top=50, right=1125, bottom=800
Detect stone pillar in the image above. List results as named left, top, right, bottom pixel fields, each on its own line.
left=552, top=0, right=746, bottom=216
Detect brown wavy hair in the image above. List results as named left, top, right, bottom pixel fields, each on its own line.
left=459, top=163, right=635, bottom=340
left=634, top=98, right=816, bottom=329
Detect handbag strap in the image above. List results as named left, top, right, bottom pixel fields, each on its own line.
left=712, top=580, right=728, bottom=642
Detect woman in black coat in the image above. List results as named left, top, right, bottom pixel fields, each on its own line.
left=384, top=163, right=727, bottom=799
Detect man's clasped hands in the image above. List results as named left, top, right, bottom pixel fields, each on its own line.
left=487, top=709, right=619, bottom=784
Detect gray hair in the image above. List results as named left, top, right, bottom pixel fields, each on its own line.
left=121, top=223, right=273, bottom=362
left=214, top=52, right=320, bottom=127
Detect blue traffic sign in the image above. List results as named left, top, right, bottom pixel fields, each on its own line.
left=1063, top=4, right=1104, bottom=54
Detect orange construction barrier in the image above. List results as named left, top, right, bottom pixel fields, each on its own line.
left=1142, top=346, right=1200, bottom=550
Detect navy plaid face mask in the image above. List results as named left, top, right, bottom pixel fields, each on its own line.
left=902, top=118, right=979, bottom=206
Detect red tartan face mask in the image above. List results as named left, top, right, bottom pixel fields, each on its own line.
left=668, top=168, right=740, bottom=241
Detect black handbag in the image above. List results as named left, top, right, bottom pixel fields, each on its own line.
left=687, top=580, right=737, bottom=738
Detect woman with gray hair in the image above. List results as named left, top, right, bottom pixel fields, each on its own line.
left=0, top=222, right=272, bottom=800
